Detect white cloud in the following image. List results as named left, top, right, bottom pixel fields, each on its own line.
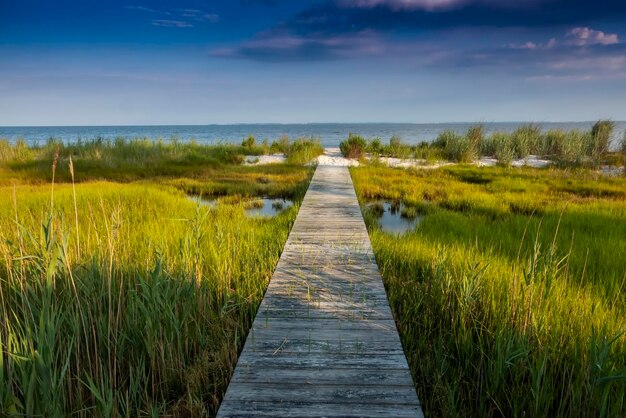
left=508, top=26, right=620, bottom=51
left=338, top=0, right=549, bottom=11
left=151, top=20, right=193, bottom=28
left=129, top=5, right=219, bottom=27
left=507, top=38, right=556, bottom=50
left=566, top=27, right=619, bottom=46
left=339, top=0, right=466, bottom=11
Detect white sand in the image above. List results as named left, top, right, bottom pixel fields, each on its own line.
left=477, top=155, right=552, bottom=168
left=316, top=148, right=360, bottom=166
left=243, top=154, right=286, bottom=165
left=245, top=148, right=360, bottom=166
left=599, top=165, right=626, bottom=177
left=246, top=149, right=624, bottom=177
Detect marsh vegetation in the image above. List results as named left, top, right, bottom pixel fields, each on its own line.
left=0, top=137, right=316, bottom=416
left=340, top=121, right=626, bottom=170
left=352, top=164, right=626, bottom=417
left=2, top=132, right=625, bottom=417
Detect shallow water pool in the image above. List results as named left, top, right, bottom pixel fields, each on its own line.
left=366, top=201, right=423, bottom=234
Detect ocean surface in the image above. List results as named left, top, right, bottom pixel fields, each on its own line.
left=1, top=122, right=625, bottom=148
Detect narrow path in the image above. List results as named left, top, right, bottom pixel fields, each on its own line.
left=217, top=166, right=423, bottom=417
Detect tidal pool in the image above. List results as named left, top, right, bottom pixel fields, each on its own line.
left=245, top=198, right=294, bottom=217
left=187, top=195, right=217, bottom=207
left=187, top=195, right=293, bottom=217
left=365, top=201, right=423, bottom=234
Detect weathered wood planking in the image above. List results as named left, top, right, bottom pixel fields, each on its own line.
left=217, top=166, right=423, bottom=418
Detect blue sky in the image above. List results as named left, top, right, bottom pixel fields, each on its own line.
left=1, top=0, right=626, bottom=125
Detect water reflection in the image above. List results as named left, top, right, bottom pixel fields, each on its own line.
left=187, top=195, right=293, bottom=217
left=365, top=200, right=423, bottom=234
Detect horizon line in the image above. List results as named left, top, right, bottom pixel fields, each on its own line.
left=1, top=120, right=624, bottom=128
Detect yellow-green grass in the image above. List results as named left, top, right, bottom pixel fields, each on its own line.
left=352, top=164, right=626, bottom=417
left=344, top=121, right=626, bottom=168
left=0, top=138, right=317, bottom=198
left=0, top=153, right=313, bottom=415
left=0, top=137, right=316, bottom=203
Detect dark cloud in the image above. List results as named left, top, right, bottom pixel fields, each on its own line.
left=214, top=18, right=626, bottom=82
left=214, top=0, right=626, bottom=72
left=284, top=0, right=626, bottom=36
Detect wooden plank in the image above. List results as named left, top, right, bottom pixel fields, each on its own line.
left=235, top=351, right=410, bottom=369
left=218, top=402, right=424, bottom=418
left=229, top=366, right=415, bottom=386
left=246, top=328, right=401, bottom=344
left=216, top=165, right=422, bottom=417
left=221, top=382, right=420, bottom=405
left=241, top=338, right=405, bottom=354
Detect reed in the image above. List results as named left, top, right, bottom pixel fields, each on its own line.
left=284, top=136, right=324, bottom=164
left=0, top=142, right=314, bottom=416
left=622, top=134, right=626, bottom=174
left=434, top=129, right=478, bottom=163
left=339, top=134, right=367, bottom=158
left=352, top=120, right=621, bottom=168
left=351, top=164, right=626, bottom=417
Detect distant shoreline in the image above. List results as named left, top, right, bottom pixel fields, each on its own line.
left=2, top=120, right=626, bottom=128
left=1, top=121, right=625, bottom=148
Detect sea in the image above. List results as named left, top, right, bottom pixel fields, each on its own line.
left=1, top=122, right=625, bottom=148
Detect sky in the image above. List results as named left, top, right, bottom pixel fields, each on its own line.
left=1, top=0, right=626, bottom=125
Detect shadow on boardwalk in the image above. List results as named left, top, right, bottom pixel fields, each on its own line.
left=217, top=166, right=423, bottom=418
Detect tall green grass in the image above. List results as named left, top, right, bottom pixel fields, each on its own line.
left=343, top=120, right=622, bottom=168
left=0, top=138, right=316, bottom=199
left=339, top=134, right=367, bottom=159
left=352, top=165, right=626, bottom=417
left=0, top=149, right=313, bottom=415
left=284, top=136, right=324, bottom=164
left=433, top=130, right=478, bottom=163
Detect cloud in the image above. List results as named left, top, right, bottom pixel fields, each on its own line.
left=212, top=30, right=386, bottom=62
left=282, top=0, right=626, bottom=36
left=338, top=0, right=468, bottom=11
left=507, top=27, right=619, bottom=52
left=507, top=37, right=557, bottom=50
left=463, top=28, right=626, bottom=81
left=213, top=0, right=626, bottom=83
left=124, top=5, right=171, bottom=15
left=127, top=4, right=219, bottom=28
left=151, top=20, right=194, bottom=28
left=566, top=27, right=619, bottom=46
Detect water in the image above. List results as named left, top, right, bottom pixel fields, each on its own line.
left=187, top=196, right=217, bottom=208
left=246, top=198, right=294, bottom=217
left=186, top=195, right=293, bottom=217
left=1, top=122, right=625, bottom=148
left=367, top=201, right=422, bottom=235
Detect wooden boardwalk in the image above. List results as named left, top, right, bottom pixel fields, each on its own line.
left=217, top=166, right=423, bottom=417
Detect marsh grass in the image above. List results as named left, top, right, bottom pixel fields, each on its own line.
left=0, top=138, right=315, bottom=200
left=621, top=134, right=626, bottom=174
left=339, top=134, right=367, bottom=159
left=0, top=142, right=314, bottom=416
left=352, top=164, right=626, bottom=417
left=354, top=121, right=622, bottom=168
left=433, top=130, right=478, bottom=163
left=400, top=205, right=419, bottom=219
left=512, top=124, right=542, bottom=158
left=284, top=136, right=324, bottom=164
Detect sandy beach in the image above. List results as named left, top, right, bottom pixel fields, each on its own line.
left=246, top=148, right=564, bottom=170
